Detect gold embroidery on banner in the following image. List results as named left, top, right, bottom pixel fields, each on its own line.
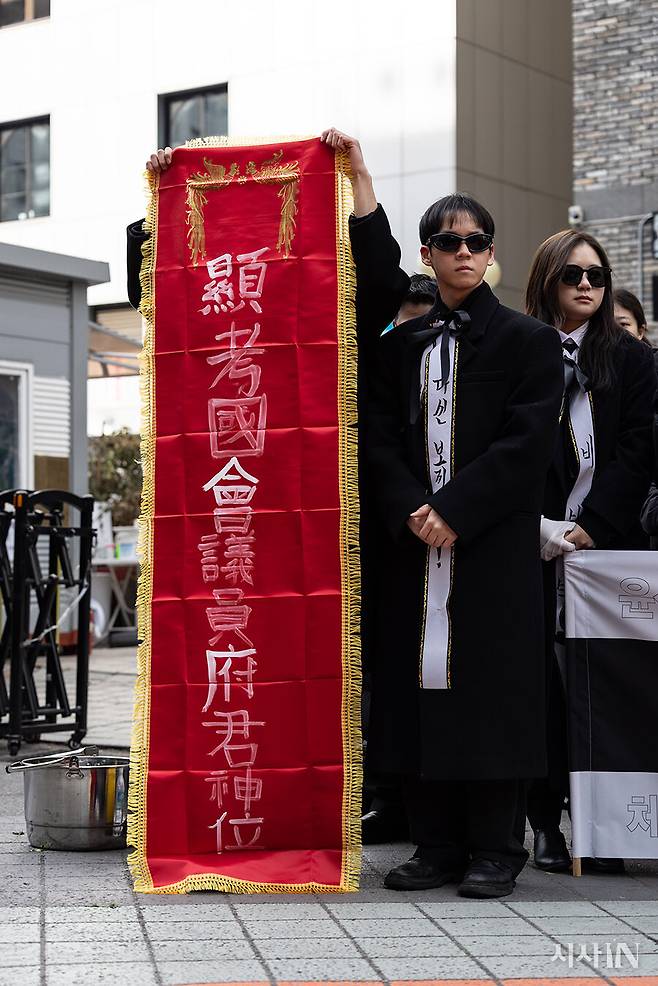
left=186, top=150, right=300, bottom=266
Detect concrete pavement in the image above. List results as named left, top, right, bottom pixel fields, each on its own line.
left=2, top=645, right=658, bottom=985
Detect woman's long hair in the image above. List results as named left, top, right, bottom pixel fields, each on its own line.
left=525, top=229, right=623, bottom=391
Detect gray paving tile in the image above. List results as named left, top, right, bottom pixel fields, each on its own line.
left=0, top=969, right=40, bottom=986
left=0, top=852, right=40, bottom=866
left=45, top=847, right=127, bottom=860
left=478, top=953, right=609, bottom=977
left=325, top=900, right=421, bottom=919
left=375, top=955, right=487, bottom=980
left=256, top=937, right=362, bottom=959
left=266, top=957, right=380, bottom=981
left=455, top=934, right=558, bottom=956
left=157, top=959, right=267, bottom=984
left=46, top=964, right=158, bottom=986
left=44, top=873, right=127, bottom=889
left=140, top=902, right=234, bottom=920
left=0, top=892, right=39, bottom=907
left=599, top=899, right=658, bottom=916
left=46, top=905, right=136, bottom=923
left=45, top=890, right=135, bottom=906
left=240, top=918, right=343, bottom=939
left=618, top=916, right=658, bottom=934
left=530, top=914, right=640, bottom=934
left=418, top=899, right=516, bottom=918
left=45, top=921, right=142, bottom=942
left=0, top=867, right=39, bottom=887
left=339, top=917, right=438, bottom=937
left=233, top=900, right=327, bottom=919
left=144, top=919, right=245, bottom=941
left=632, top=954, right=658, bottom=974
left=354, top=935, right=463, bottom=958
left=510, top=899, right=607, bottom=916
left=433, top=915, right=537, bottom=935
left=0, top=924, right=40, bottom=943
left=0, top=942, right=40, bottom=966
left=0, top=907, right=39, bottom=923
left=45, top=940, right=151, bottom=964
left=149, top=939, right=255, bottom=961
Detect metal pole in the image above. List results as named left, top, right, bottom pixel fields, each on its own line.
left=8, top=492, right=28, bottom=755
left=637, top=213, right=654, bottom=308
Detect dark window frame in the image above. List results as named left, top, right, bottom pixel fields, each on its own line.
left=158, top=83, right=228, bottom=148
left=0, top=114, right=50, bottom=223
left=0, top=0, right=50, bottom=28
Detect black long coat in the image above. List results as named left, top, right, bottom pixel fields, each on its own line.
left=539, top=331, right=656, bottom=793
left=365, top=280, right=564, bottom=781
left=544, top=332, right=655, bottom=550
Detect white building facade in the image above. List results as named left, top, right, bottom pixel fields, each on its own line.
left=0, top=0, right=572, bottom=432
left=0, top=0, right=456, bottom=289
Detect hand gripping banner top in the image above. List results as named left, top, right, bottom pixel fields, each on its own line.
left=128, top=137, right=361, bottom=893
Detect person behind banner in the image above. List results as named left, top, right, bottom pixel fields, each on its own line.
left=525, top=232, right=656, bottom=875
left=361, top=274, right=438, bottom=846
left=613, top=289, right=658, bottom=549
left=322, top=129, right=564, bottom=899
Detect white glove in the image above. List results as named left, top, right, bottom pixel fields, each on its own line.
left=540, top=517, right=577, bottom=562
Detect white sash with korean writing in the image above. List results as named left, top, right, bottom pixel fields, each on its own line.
left=555, top=363, right=596, bottom=666
left=419, top=329, right=458, bottom=689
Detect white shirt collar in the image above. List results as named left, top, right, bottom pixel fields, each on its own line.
left=559, top=321, right=589, bottom=349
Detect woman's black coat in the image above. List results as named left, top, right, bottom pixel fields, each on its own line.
left=543, top=331, right=656, bottom=550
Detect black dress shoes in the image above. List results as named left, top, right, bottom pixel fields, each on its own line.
left=533, top=828, right=572, bottom=872
left=458, top=859, right=516, bottom=898
left=384, top=855, right=462, bottom=891
left=361, top=809, right=409, bottom=845
left=582, top=856, right=625, bottom=874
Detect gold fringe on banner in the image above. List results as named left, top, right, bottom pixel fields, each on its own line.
left=127, top=167, right=158, bottom=893
left=334, top=149, right=362, bottom=893
left=127, top=137, right=361, bottom=894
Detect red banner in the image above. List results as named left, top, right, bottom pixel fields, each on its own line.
left=127, top=137, right=361, bottom=893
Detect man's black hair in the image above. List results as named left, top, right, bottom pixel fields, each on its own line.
left=404, top=273, right=437, bottom=306
left=419, top=193, right=495, bottom=245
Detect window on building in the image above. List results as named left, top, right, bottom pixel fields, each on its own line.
left=0, top=117, right=50, bottom=222
left=0, top=361, right=32, bottom=489
left=0, top=0, right=50, bottom=28
left=159, top=84, right=228, bottom=148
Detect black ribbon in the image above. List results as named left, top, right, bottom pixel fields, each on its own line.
left=409, top=310, right=471, bottom=426
left=561, top=349, right=591, bottom=420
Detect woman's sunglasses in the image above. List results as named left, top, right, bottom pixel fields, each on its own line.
left=426, top=232, right=494, bottom=253
left=561, top=264, right=611, bottom=288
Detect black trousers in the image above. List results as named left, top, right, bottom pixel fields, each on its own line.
left=526, top=655, right=569, bottom=832
left=404, top=776, right=529, bottom=877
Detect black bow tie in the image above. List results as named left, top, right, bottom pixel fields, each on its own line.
left=409, top=310, right=471, bottom=425
left=562, top=341, right=590, bottom=396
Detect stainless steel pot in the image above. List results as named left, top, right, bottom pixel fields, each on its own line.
left=6, top=746, right=130, bottom=850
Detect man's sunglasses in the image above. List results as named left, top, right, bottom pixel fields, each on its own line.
left=561, top=264, right=611, bottom=288
left=426, top=232, right=494, bottom=253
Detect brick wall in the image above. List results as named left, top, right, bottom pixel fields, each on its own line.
left=573, top=0, right=658, bottom=337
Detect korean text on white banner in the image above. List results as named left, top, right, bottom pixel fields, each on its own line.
left=564, top=550, right=658, bottom=860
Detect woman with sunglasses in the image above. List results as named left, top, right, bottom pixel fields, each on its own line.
left=321, top=130, right=564, bottom=898
left=525, top=230, right=655, bottom=875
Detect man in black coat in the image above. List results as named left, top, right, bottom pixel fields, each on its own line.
left=322, top=130, right=564, bottom=898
